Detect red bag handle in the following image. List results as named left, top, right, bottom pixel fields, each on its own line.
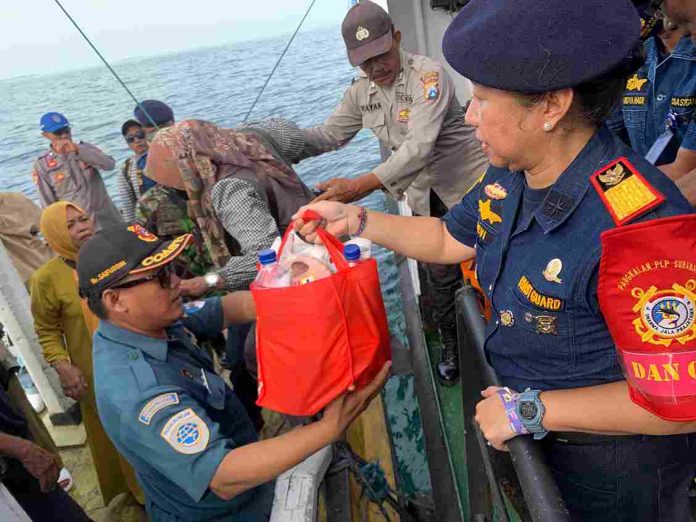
left=279, top=210, right=350, bottom=271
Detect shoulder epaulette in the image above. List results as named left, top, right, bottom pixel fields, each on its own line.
left=590, top=156, right=665, bottom=226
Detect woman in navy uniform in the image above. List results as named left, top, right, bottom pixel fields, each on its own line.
left=295, top=0, right=696, bottom=519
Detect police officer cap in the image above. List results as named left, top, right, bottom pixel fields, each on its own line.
left=342, top=2, right=393, bottom=67
left=77, top=223, right=190, bottom=298
left=442, top=0, right=642, bottom=93
left=40, top=112, right=70, bottom=133
left=133, top=100, right=174, bottom=127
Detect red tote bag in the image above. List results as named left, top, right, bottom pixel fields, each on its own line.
left=250, top=210, right=391, bottom=416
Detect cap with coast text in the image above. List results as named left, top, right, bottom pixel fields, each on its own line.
left=341, top=2, right=393, bottom=67
left=77, top=223, right=190, bottom=297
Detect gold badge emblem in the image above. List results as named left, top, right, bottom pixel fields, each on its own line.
left=355, top=26, right=370, bottom=41
left=478, top=199, right=502, bottom=225
left=598, top=163, right=626, bottom=187
left=626, top=74, right=648, bottom=91
left=543, top=258, right=563, bottom=284
left=631, top=280, right=696, bottom=347
left=500, top=310, right=514, bottom=327
left=535, top=315, right=557, bottom=335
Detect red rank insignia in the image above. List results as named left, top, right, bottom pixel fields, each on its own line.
left=598, top=214, right=696, bottom=421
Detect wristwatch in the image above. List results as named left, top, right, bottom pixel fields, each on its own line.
left=204, top=273, right=222, bottom=289
left=516, top=389, right=549, bottom=440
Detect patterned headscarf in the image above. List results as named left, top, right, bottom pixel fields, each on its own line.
left=39, top=201, right=86, bottom=261
left=145, top=119, right=297, bottom=268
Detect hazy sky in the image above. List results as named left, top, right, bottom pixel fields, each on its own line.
left=1, top=0, right=349, bottom=79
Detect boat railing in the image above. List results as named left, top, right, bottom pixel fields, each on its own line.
left=456, top=285, right=571, bottom=522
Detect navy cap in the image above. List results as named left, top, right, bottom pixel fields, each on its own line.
left=442, top=0, right=642, bottom=93
left=133, top=100, right=174, bottom=127
left=40, top=112, right=70, bottom=133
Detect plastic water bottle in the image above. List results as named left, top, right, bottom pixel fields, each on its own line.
left=255, top=249, right=290, bottom=288
left=344, top=244, right=362, bottom=267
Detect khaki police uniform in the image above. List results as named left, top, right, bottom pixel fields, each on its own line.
left=32, top=143, right=122, bottom=229
left=302, top=51, right=488, bottom=215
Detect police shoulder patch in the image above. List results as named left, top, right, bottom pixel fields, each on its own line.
left=160, top=408, right=209, bottom=454
left=138, top=392, right=179, bottom=425
left=590, top=157, right=665, bottom=227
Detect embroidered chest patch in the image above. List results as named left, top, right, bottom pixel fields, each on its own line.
left=590, top=157, right=664, bottom=226
left=517, top=275, right=564, bottom=311
left=478, top=199, right=502, bottom=225
left=160, top=408, right=210, bottom=454
left=138, top=393, right=179, bottom=425
left=398, top=108, right=411, bottom=123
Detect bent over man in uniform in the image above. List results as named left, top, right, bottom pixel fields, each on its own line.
left=77, top=224, right=390, bottom=521
left=301, top=2, right=488, bottom=384
left=32, top=112, right=121, bottom=229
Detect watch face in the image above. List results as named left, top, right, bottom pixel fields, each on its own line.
left=519, top=401, right=538, bottom=421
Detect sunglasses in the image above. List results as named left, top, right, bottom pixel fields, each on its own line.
left=125, top=131, right=146, bottom=144
left=110, top=264, right=173, bottom=291
left=53, top=127, right=71, bottom=137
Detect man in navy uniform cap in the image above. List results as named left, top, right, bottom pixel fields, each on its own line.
left=134, top=100, right=175, bottom=141
left=32, top=112, right=121, bottom=230
left=78, top=223, right=390, bottom=521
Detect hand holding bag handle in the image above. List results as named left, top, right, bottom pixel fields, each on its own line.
left=278, top=209, right=350, bottom=271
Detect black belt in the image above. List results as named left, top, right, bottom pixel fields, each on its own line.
left=546, top=431, right=642, bottom=445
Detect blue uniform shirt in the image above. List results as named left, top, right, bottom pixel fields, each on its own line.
left=444, top=127, right=693, bottom=392
left=613, top=35, right=696, bottom=165
left=93, top=297, right=273, bottom=521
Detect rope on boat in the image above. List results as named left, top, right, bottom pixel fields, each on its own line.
left=334, top=442, right=420, bottom=522
left=241, top=0, right=318, bottom=123
left=50, top=0, right=160, bottom=130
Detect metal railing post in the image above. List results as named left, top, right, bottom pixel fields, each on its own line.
left=456, top=285, right=571, bottom=522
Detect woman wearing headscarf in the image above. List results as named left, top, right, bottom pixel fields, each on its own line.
left=30, top=201, right=145, bottom=508
left=295, top=0, right=696, bottom=519
left=144, top=118, right=314, bottom=297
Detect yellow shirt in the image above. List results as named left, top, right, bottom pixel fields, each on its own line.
left=30, top=257, right=94, bottom=397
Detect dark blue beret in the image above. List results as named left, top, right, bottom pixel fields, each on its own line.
left=442, top=0, right=642, bottom=93
left=133, top=100, right=174, bottom=126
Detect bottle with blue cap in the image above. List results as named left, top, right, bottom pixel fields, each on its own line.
left=254, top=249, right=290, bottom=288
left=344, top=243, right=362, bottom=267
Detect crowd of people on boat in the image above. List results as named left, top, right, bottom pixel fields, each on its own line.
left=1, top=0, right=696, bottom=520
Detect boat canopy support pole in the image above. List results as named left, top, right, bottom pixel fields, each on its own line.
left=0, top=242, right=64, bottom=415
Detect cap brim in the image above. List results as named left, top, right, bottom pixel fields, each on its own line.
left=130, top=234, right=192, bottom=274
left=347, top=31, right=392, bottom=67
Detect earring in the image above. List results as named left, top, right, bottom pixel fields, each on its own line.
left=543, top=121, right=553, bottom=131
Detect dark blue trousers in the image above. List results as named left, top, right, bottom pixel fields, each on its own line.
left=3, top=458, right=90, bottom=521
left=542, top=433, right=696, bottom=521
